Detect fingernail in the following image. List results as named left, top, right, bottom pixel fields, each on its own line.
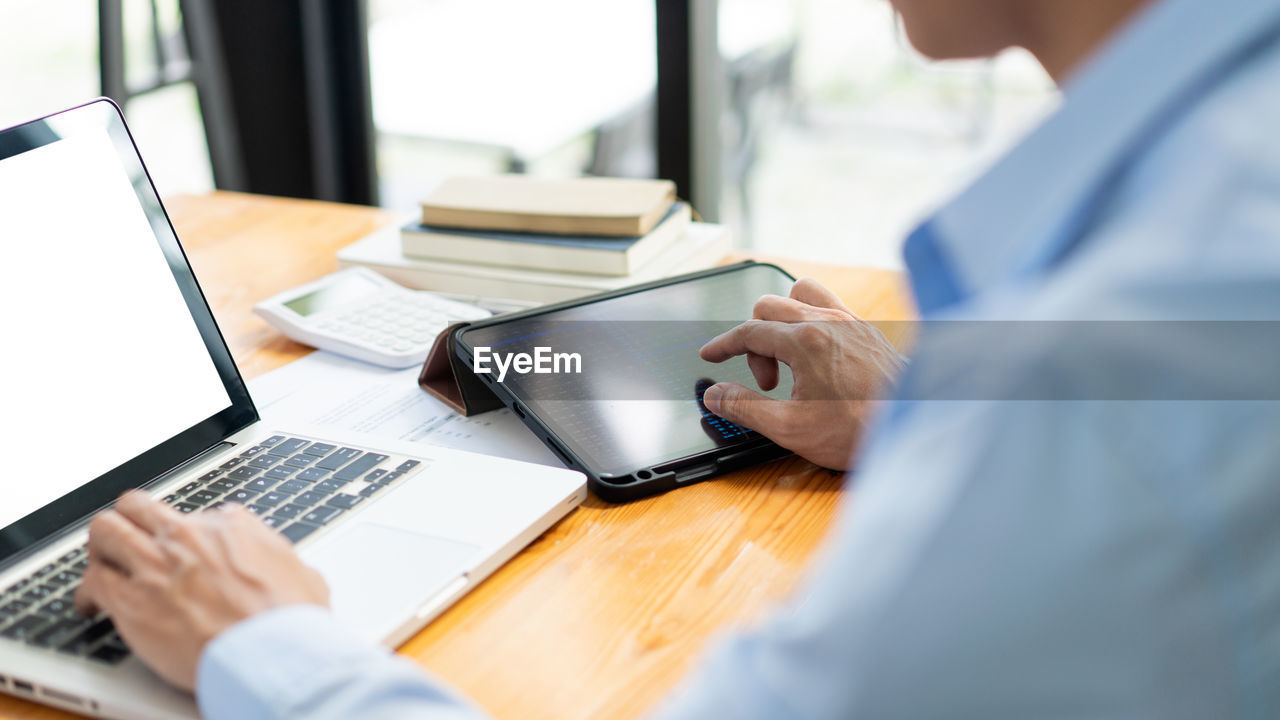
left=702, top=384, right=723, bottom=413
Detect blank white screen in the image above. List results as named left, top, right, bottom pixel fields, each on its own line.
left=0, top=129, right=232, bottom=530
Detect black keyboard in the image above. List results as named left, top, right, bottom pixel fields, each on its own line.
left=0, top=435, right=424, bottom=665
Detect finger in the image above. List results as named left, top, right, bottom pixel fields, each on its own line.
left=75, top=561, right=129, bottom=617
left=790, top=277, right=852, bottom=313
left=747, top=352, right=780, bottom=391
left=700, top=320, right=796, bottom=365
left=86, top=510, right=166, bottom=576
left=222, top=503, right=292, bottom=551
left=114, top=491, right=180, bottom=537
left=752, top=294, right=822, bottom=323
left=701, top=382, right=794, bottom=440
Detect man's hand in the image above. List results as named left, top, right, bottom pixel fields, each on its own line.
left=74, top=491, right=330, bottom=692
left=699, top=278, right=905, bottom=470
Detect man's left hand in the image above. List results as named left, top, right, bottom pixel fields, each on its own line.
left=74, top=491, right=330, bottom=692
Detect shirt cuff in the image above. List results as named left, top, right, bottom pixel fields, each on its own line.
left=196, top=604, right=405, bottom=720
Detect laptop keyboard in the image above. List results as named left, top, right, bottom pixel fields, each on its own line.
left=0, top=434, right=424, bottom=665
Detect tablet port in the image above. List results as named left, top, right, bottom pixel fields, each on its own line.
left=510, top=401, right=526, bottom=419
left=674, top=464, right=717, bottom=484
left=635, top=469, right=652, bottom=480
left=12, top=679, right=34, bottom=694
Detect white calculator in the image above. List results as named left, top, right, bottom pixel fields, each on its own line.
left=253, top=267, right=492, bottom=369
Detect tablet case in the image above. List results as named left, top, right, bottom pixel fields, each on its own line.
left=418, top=321, right=503, bottom=415
left=444, top=262, right=796, bottom=503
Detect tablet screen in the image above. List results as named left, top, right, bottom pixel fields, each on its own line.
left=459, top=264, right=796, bottom=476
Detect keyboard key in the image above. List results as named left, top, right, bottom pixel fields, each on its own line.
left=175, top=502, right=200, bottom=514
left=396, top=459, right=422, bottom=473
left=57, top=548, right=85, bottom=564
left=359, top=483, right=388, bottom=498
left=40, top=597, right=74, bottom=616
left=283, top=454, right=318, bottom=468
left=246, top=477, right=280, bottom=493
left=265, top=466, right=299, bottom=480
left=276, top=479, right=309, bottom=495
left=263, top=515, right=288, bottom=529
left=33, top=564, right=57, bottom=578
left=364, top=469, right=387, bottom=483
left=248, top=455, right=281, bottom=469
left=29, top=616, right=91, bottom=648
left=162, top=494, right=179, bottom=504
left=326, top=494, right=364, bottom=510
left=378, top=471, right=404, bottom=485
left=316, top=479, right=349, bottom=494
left=219, top=457, right=246, bottom=470
left=188, top=490, right=221, bottom=506
left=315, top=447, right=362, bottom=471
left=280, top=522, right=320, bottom=544
left=211, top=478, right=239, bottom=491
left=224, top=489, right=261, bottom=504
left=303, top=442, right=337, bottom=457
left=46, top=572, right=77, bottom=588
left=58, top=618, right=116, bottom=654
left=334, top=453, right=388, bottom=482
left=89, top=642, right=131, bottom=664
left=239, top=445, right=266, bottom=457
left=302, top=506, right=343, bottom=525
left=20, top=585, right=55, bottom=603
left=229, top=467, right=260, bottom=480
left=195, top=472, right=219, bottom=484
left=245, top=504, right=272, bottom=516
left=297, top=467, right=330, bottom=482
left=267, top=437, right=310, bottom=457
left=260, top=435, right=286, bottom=447
left=271, top=504, right=307, bottom=520
left=1, top=615, right=50, bottom=640
left=258, top=492, right=288, bottom=508
left=293, top=490, right=328, bottom=507
left=0, top=600, right=30, bottom=617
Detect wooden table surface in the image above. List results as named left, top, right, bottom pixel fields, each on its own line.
left=1, top=192, right=914, bottom=720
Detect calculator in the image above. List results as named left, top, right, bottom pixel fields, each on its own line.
left=253, top=267, right=492, bottom=369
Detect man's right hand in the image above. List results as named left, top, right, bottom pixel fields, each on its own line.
left=699, top=278, right=905, bottom=470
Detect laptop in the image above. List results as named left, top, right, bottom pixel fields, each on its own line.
left=0, top=99, right=587, bottom=718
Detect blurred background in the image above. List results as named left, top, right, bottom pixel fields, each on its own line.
left=0, top=0, right=1056, bottom=270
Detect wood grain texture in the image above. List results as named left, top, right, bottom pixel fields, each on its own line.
left=0, top=192, right=914, bottom=720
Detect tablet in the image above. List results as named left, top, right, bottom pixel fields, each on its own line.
left=455, top=262, right=796, bottom=501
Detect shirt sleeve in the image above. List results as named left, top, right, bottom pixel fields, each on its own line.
left=650, top=396, right=1269, bottom=718
left=197, top=605, right=491, bottom=720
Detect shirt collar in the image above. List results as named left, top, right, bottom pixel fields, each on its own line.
left=906, top=0, right=1280, bottom=315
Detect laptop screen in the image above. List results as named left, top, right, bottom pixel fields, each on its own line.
left=0, top=101, right=256, bottom=564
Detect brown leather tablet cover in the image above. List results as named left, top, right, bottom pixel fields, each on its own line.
left=418, top=321, right=504, bottom=416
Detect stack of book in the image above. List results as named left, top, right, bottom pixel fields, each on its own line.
left=338, top=175, right=731, bottom=304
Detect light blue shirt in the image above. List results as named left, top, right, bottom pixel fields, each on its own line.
left=197, top=0, right=1280, bottom=716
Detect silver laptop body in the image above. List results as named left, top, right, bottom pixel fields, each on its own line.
left=0, top=100, right=586, bottom=719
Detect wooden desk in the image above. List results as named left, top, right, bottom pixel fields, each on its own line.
left=0, top=192, right=914, bottom=720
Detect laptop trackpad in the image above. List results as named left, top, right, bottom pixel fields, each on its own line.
left=301, top=521, right=481, bottom=642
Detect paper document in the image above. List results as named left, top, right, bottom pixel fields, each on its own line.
left=248, top=351, right=558, bottom=465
